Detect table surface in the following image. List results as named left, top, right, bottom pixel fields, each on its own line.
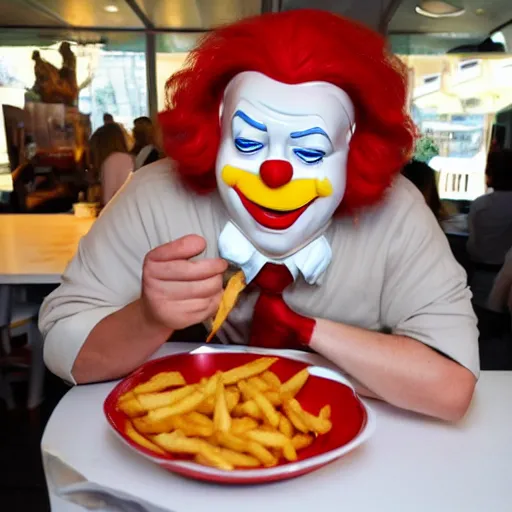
left=42, top=343, right=512, bottom=512
left=0, top=214, right=94, bottom=284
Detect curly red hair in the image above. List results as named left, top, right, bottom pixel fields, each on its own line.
left=159, top=9, right=415, bottom=213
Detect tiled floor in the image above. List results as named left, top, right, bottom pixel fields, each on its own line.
left=0, top=370, right=69, bottom=511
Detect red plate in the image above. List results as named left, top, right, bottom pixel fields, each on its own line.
left=104, top=350, right=375, bottom=484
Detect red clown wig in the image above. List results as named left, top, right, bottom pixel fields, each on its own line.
left=159, top=9, right=415, bottom=213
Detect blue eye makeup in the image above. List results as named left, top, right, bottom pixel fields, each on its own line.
left=293, top=147, right=325, bottom=164
left=234, top=137, right=264, bottom=154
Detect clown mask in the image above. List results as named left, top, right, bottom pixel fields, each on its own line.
left=216, top=71, right=355, bottom=260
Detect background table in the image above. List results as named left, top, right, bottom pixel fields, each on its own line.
left=0, top=214, right=94, bottom=284
left=42, top=343, right=512, bottom=512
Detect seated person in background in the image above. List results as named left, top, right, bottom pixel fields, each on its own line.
left=402, top=159, right=446, bottom=222
left=103, top=113, right=114, bottom=125
left=39, top=10, right=478, bottom=422
left=467, top=149, right=512, bottom=307
left=89, top=123, right=134, bottom=206
left=488, top=246, right=512, bottom=325
left=131, top=117, right=161, bottom=171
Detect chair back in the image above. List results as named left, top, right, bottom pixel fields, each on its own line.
left=0, top=284, right=12, bottom=328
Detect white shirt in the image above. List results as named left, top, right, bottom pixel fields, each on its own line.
left=39, top=161, right=479, bottom=383
left=217, top=221, right=332, bottom=285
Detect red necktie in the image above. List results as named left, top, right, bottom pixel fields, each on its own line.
left=249, top=263, right=316, bottom=349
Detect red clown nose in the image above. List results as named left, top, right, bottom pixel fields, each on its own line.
left=259, top=160, right=293, bottom=188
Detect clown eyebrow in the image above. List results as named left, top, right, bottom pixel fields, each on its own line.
left=290, top=127, right=330, bottom=139
left=233, top=110, right=267, bottom=132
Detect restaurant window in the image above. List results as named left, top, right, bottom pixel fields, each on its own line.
left=0, top=30, right=148, bottom=172
left=155, top=32, right=204, bottom=111
left=392, top=34, right=512, bottom=202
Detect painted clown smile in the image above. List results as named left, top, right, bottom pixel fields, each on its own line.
left=222, top=164, right=333, bottom=230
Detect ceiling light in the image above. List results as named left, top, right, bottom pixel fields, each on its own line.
left=415, top=1, right=465, bottom=18
left=104, top=4, right=119, bottom=13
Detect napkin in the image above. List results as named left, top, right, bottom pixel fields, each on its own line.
left=43, top=451, right=172, bottom=512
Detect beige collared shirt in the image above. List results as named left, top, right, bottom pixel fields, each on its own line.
left=39, top=160, right=479, bottom=383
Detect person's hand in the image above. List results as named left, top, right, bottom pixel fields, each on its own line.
left=141, top=235, right=228, bottom=331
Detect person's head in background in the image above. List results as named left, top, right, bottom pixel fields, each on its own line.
left=89, top=123, right=129, bottom=179
left=486, top=149, right=512, bottom=191
left=103, top=113, right=114, bottom=125
left=402, top=159, right=445, bottom=221
left=131, top=116, right=155, bottom=154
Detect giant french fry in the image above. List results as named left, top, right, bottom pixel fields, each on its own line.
left=206, top=271, right=246, bottom=343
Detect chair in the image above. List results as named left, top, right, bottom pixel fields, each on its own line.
left=0, top=284, right=45, bottom=409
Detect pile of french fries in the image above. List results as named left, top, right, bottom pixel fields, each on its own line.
left=117, top=357, right=332, bottom=471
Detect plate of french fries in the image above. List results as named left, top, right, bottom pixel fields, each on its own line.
left=104, top=351, right=375, bottom=484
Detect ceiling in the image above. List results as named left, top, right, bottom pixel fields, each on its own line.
left=0, top=0, right=263, bottom=30
left=388, top=0, right=512, bottom=36
left=0, top=0, right=510, bottom=52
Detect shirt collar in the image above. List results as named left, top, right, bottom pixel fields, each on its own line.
left=217, top=221, right=332, bottom=285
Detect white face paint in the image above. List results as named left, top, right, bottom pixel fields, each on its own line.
left=216, top=71, right=355, bottom=258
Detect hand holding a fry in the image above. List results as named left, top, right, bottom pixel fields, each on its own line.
left=141, top=235, right=228, bottom=331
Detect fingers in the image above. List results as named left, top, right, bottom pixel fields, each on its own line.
left=148, top=235, right=207, bottom=262
left=181, top=291, right=223, bottom=317
left=150, top=275, right=224, bottom=300
left=148, top=258, right=228, bottom=282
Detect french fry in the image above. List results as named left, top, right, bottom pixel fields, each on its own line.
left=172, top=415, right=214, bottom=437
left=214, top=380, right=231, bottom=432
left=239, top=400, right=264, bottom=420
left=196, top=395, right=215, bottom=415
left=118, top=397, right=145, bottom=417
left=153, top=432, right=206, bottom=454
left=264, top=391, right=282, bottom=406
left=239, top=381, right=280, bottom=428
left=202, top=372, right=222, bottom=396
left=291, top=433, right=314, bottom=450
left=319, top=405, right=331, bottom=420
left=278, top=413, right=294, bottom=438
left=261, top=371, right=281, bottom=389
left=280, top=368, right=309, bottom=397
left=119, top=390, right=136, bottom=403
left=244, top=429, right=290, bottom=448
left=132, top=414, right=176, bottom=435
left=282, top=441, right=298, bottom=462
left=197, top=387, right=239, bottom=415
left=247, top=376, right=270, bottom=392
left=282, top=400, right=309, bottom=433
left=230, top=417, right=259, bottom=435
left=186, top=411, right=214, bottom=428
left=286, top=398, right=332, bottom=435
left=246, top=441, right=278, bottom=467
left=196, top=445, right=234, bottom=471
left=149, top=390, right=206, bottom=421
left=245, top=428, right=297, bottom=461
left=195, top=451, right=233, bottom=471
left=206, top=271, right=246, bottom=343
left=215, top=430, right=249, bottom=452
left=125, top=420, right=166, bottom=455
left=136, top=385, right=196, bottom=412
left=221, top=357, right=278, bottom=386
left=133, top=372, right=186, bottom=394
left=218, top=448, right=261, bottom=468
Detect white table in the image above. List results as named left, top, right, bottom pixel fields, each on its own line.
left=0, top=214, right=94, bottom=284
left=42, top=342, right=512, bottom=512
